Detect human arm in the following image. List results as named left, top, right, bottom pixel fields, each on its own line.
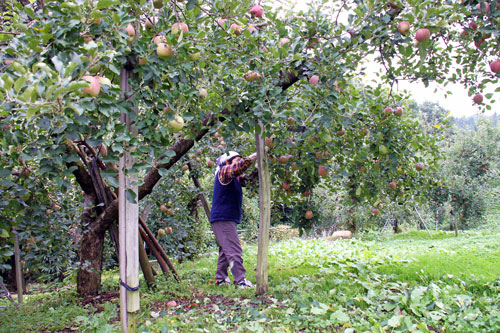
left=218, top=154, right=257, bottom=185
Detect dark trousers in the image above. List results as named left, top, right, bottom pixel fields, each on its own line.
left=211, top=221, right=246, bottom=283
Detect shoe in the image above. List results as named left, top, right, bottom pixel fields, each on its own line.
left=215, top=277, right=230, bottom=286
left=235, top=278, right=254, bottom=288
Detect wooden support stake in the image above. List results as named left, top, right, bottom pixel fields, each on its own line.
left=13, top=227, right=22, bottom=304
left=119, top=67, right=140, bottom=333
left=139, top=226, right=170, bottom=274
left=255, top=122, right=271, bottom=296
left=138, top=234, right=155, bottom=288
left=187, top=162, right=219, bottom=246
left=139, top=217, right=179, bottom=279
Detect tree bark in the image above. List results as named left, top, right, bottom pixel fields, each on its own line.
left=76, top=209, right=106, bottom=296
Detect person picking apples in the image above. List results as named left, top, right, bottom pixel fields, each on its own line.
left=210, top=150, right=258, bottom=288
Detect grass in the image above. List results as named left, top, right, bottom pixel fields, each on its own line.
left=1, top=229, right=500, bottom=332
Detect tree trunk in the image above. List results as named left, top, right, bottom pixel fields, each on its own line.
left=393, top=217, right=398, bottom=234
left=76, top=210, right=106, bottom=296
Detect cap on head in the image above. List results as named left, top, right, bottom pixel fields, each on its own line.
left=216, top=151, right=241, bottom=168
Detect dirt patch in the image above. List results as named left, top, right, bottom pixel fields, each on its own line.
left=80, top=291, right=119, bottom=312
left=149, top=291, right=287, bottom=317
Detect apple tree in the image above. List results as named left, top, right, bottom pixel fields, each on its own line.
left=1, top=0, right=500, bottom=296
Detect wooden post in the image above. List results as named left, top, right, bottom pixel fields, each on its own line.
left=255, top=121, right=271, bottom=296
left=138, top=234, right=155, bottom=288
left=13, top=227, right=23, bottom=304
left=118, top=67, right=139, bottom=333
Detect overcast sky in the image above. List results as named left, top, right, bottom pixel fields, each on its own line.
left=275, top=0, right=497, bottom=119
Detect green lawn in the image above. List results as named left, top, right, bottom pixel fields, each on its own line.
left=1, top=230, right=500, bottom=332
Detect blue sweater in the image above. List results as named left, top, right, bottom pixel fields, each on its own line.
left=210, top=172, right=243, bottom=224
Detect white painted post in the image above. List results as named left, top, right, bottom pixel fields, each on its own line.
left=119, top=67, right=140, bottom=333
left=255, top=121, right=271, bottom=295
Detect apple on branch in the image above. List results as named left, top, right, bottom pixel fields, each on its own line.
left=125, top=23, right=135, bottom=43
left=309, top=75, right=319, bottom=85
left=172, top=22, right=189, bottom=35
left=279, top=37, right=290, bottom=47
left=157, top=43, right=173, bottom=58
left=250, top=4, right=263, bottom=18
left=82, top=75, right=100, bottom=96
left=415, top=28, right=430, bottom=42
left=397, top=21, right=410, bottom=35
left=230, top=23, right=242, bottom=34
left=473, top=93, right=483, bottom=104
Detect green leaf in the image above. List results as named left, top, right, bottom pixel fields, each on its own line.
left=186, top=0, right=197, bottom=11
left=388, top=314, right=404, bottom=328
left=2, top=74, right=14, bottom=90
left=64, top=62, right=78, bottom=77
left=68, top=80, right=89, bottom=93
left=330, top=309, right=349, bottom=323
left=96, top=0, right=120, bottom=9
left=126, top=189, right=137, bottom=204
left=0, top=229, right=9, bottom=238
left=14, top=76, right=26, bottom=93
left=26, top=106, right=39, bottom=121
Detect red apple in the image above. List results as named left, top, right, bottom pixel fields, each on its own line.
left=199, top=88, right=208, bottom=99
left=415, top=28, right=430, bottom=42
left=165, top=227, right=173, bottom=234
left=230, top=23, right=242, bottom=34
left=157, top=43, right=173, bottom=58
left=207, top=160, right=214, bottom=167
left=415, top=162, right=425, bottom=171
left=473, top=93, right=483, bottom=104
left=318, top=165, right=328, bottom=177
left=265, top=137, right=275, bottom=148
left=371, top=208, right=380, bottom=215
left=153, top=35, right=166, bottom=45
left=490, top=60, right=500, bottom=74
left=250, top=4, right=263, bottom=17
left=309, top=75, right=319, bottom=85
left=279, top=155, right=289, bottom=164
left=384, top=107, right=393, bottom=115
left=287, top=116, right=295, bottom=125
left=474, top=38, right=485, bottom=48
left=160, top=204, right=167, bottom=213
left=305, top=210, right=313, bottom=220
left=291, top=162, right=298, bottom=171
left=336, top=128, right=345, bottom=136
left=166, top=300, right=177, bottom=307
left=167, top=208, right=174, bottom=215
left=397, top=21, right=410, bottom=35
left=279, top=37, right=290, bottom=47
left=125, top=23, right=135, bottom=42
left=393, top=107, right=403, bottom=116
left=172, top=22, right=189, bottom=34
left=82, top=75, right=100, bottom=96
left=182, top=164, right=189, bottom=171
left=389, top=181, right=397, bottom=189
left=217, top=18, right=227, bottom=27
